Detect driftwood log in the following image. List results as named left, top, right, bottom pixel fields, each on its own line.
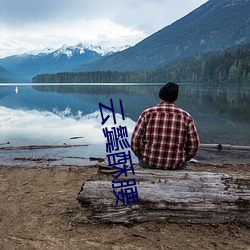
left=200, top=143, right=250, bottom=151
left=0, top=144, right=88, bottom=151
left=77, top=163, right=250, bottom=225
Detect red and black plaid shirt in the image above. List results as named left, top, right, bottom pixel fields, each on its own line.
left=131, top=102, right=200, bottom=169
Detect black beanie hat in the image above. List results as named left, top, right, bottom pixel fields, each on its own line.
left=159, top=82, right=179, bottom=102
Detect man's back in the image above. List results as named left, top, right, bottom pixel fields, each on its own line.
left=131, top=82, right=199, bottom=170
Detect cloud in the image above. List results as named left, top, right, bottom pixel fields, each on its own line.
left=0, top=18, right=145, bottom=57
left=0, top=0, right=72, bottom=25
left=0, top=0, right=208, bottom=57
left=0, top=0, right=207, bottom=31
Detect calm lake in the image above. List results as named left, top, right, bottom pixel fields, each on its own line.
left=0, top=83, right=250, bottom=166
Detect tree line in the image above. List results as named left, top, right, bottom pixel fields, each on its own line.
left=32, top=43, right=250, bottom=85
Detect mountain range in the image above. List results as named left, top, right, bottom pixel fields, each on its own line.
left=76, top=0, right=250, bottom=72
left=0, top=0, right=249, bottom=82
left=0, top=66, right=24, bottom=83
left=0, top=44, right=129, bottom=82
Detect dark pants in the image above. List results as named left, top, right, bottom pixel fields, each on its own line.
left=138, top=158, right=188, bottom=170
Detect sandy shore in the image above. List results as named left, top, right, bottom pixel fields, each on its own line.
left=0, top=164, right=249, bottom=250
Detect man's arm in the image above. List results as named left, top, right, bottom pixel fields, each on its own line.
left=185, top=119, right=200, bottom=161
left=131, top=113, right=146, bottom=158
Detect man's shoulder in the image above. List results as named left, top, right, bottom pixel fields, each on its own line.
left=175, top=106, right=191, bottom=115
left=142, top=105, right=159, bottom=114
left=141, top=103, right=193, bottom=119
left=175, top=106, right=194, bottom=121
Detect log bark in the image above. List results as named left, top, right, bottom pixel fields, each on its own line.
left=77, top=165, right=250, bottom=225
left=200, top=143, right=250, bottom=151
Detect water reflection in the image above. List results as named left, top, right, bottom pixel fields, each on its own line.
left=178, top=84, right=250, bottom=123
left=33, top=83, right=250, bottom=123
left=0, top=83, right=250, bottom=166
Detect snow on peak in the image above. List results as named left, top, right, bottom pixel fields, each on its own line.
left=26, top=47, right=55, bottom=56
left=19, top=43, right=130, bottom=59
left=51, top=43, right=130, bottom=58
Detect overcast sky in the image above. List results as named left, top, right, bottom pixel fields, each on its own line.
left=0, top=0, right=208, bottom=58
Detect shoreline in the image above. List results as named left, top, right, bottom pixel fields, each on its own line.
left=1, top=160, right=250, bottom=171
left=1, top=145, right=250, bottom=168
left=0, top=163, right=249, bottom=249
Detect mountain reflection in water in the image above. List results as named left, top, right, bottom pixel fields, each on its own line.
left=0, top=83, right=249, bottom=166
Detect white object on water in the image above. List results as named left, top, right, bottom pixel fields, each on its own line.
left=15, top=86, right=18, bottom=94
left=188, top=158, right=198, bottom=163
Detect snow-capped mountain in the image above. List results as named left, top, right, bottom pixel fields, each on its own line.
left=51, top=43, right=130, bottom=58
left=0, top=43, right=130, bottom=81
left=29, top=43, right=130, bottom=58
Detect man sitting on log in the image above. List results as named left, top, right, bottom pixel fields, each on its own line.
left=131, top=82, right=200, bottom=170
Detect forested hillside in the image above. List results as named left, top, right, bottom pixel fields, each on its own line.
left=33, top=44, right=250, bottom=85
left=75, top=0, right=250, bottom=72
left=152, top=43, right=250, bottom=84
